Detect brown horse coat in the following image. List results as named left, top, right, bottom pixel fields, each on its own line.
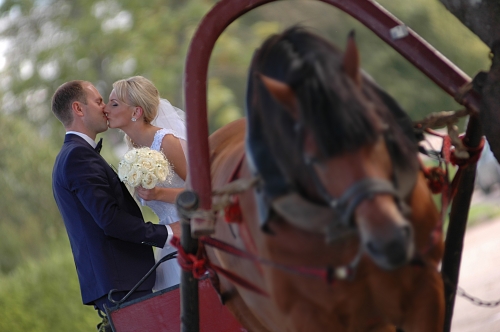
left=205, top=118, right=444, bottom=332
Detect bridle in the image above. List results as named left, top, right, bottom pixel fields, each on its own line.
left=270, top=120, right=412, bottom=243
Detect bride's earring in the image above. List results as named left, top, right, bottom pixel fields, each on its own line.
left=131, top=117, right=137, bottom=122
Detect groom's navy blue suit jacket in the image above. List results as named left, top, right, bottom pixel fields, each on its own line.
left=52, top=134, right=168, bottom=305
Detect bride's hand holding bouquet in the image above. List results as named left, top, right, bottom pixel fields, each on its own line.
left=135, top=186, right=162, bottom=201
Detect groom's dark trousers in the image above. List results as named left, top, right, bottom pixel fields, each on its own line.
left=52, top=134, right=168, bottom=309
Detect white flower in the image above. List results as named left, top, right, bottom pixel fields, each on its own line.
left=154, top=164, right=167, bottom=181
left=126, top=168, right=142, bottom=187
left=139, top=157, right=155, bottom=171
left=123, top=150, right=138, bottom=163
left=117, top=160, right=132, bottom=181
left=141, top=172, right=159, bottom=189
left=117, top=147, right=171, bottom=189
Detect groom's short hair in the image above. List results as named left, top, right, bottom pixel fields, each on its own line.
left=51, top=80, right=88, bottom=127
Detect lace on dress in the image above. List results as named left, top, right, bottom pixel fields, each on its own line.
left=140, top=128, right=185, bottom=226
left=141, top=99, right=187, bottom=292
left=143, top=128, right=186, bottom=291
left=152, top=98, right=188, bottom=163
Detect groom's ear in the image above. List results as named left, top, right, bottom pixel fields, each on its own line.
left=71, top=101, right=84, bottom=117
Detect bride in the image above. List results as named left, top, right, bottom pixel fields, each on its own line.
left=104, top=76, right=186, bottom=291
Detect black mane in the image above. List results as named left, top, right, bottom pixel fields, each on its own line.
left=246, top=26, right=418, bottom=205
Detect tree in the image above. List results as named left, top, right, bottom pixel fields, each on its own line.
left=0, top=112, right=61, bottom=273
left=236, top=0, right=490, bottom=121
left=0, top=0, right=279, bottom=138
left=436, top=0, right=500, bottom=163
left=438, top=0, right=500, bottom=49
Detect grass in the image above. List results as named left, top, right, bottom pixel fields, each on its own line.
left=466, top=202, right=500, bottom=228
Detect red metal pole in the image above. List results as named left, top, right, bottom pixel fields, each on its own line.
left=184, top=0, right=271, bottom=217
left=184, top=0, right=480, bottom=216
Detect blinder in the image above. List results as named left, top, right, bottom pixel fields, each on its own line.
left=268, top=123, right=415, bottom=243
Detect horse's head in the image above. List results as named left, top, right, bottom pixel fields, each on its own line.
left=246, top=27, right=420, bottom=270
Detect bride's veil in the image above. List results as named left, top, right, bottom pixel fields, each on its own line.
left=151, top=98, right=188, bottom=161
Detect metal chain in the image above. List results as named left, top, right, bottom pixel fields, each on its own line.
left=456, top=286, right=500, bottom=308
left=444, top=274, right=500, bottom=308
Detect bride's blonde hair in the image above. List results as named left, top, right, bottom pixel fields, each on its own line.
left=112, top=76, right=161, bottom=149
left=112, top=76, right=160, bottom=124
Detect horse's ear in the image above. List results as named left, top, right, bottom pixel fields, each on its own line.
left=259, top=74, right=298, bottom=119
left=342, top=30, right=361, bottom=86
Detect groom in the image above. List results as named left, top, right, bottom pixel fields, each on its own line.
left=51, top=80, right=179, bottom=315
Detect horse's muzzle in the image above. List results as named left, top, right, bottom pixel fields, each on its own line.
left=364, top=223, right=414, bottom=270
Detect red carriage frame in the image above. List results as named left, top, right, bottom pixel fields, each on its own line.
left=108, top=1, right=485, bottom=331
left=183, top=1, right=482, bottom=331
left=184, top=0, right=480, bottom=209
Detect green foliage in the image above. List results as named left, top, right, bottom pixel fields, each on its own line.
left=0, top=0, right=489, bottom=136
left=375, top=0, right=490, bottom=125
left=0, top=113, right=62, bottom=273
left=467, top=203, right=500, bottom=228
left=0, top=236, right=97, bottom=331
left=0, top=0, right=218, bottom=145
left=241, top=0, right=491, bottom=124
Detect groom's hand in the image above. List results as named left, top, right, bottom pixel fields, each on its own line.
left=170, top=221, right=181, bottom=237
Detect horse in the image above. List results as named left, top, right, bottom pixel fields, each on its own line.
left=204, top=27, right=444, bottom=332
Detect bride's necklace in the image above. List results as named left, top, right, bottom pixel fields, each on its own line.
left=131, top=140, right=141, bottom=149
left=129, top=125, right=157, bottom=149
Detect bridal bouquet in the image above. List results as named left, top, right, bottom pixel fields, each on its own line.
left=118, top=147, right=171, bottom=189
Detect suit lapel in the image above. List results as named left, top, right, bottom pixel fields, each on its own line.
left=65, top=133, right=143, bottom=215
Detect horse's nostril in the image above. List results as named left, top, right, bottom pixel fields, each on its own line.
left=401, top=224, right=413, bottom=241
left=366, top=241, right=381, bottom=256
left=385, top=241, right=407, bottom=266
left=366, top=235, right=410, bottom=270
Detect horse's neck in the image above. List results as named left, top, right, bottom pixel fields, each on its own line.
left=209, top=118, right=247, bottom=189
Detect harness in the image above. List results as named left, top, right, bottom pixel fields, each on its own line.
left=277, top=121, right=416, bottom=242
left=171, top=125, right=484, bottom=297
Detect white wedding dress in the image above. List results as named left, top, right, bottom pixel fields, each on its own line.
left=138, top=99, right=187, bottom=291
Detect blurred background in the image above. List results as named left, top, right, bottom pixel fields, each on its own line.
left=0, top=0, right=494, bottom=330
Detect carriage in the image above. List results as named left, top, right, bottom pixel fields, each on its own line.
left=105, top=0, right=492, bottom=331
